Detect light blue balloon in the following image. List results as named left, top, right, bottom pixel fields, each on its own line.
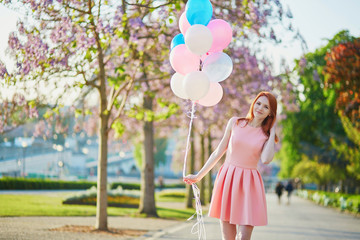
left=186, top=0, right=213, bottom=26
left=203, top=52, right=233, bottom=82
left=170, top=33, right=185, bottom=50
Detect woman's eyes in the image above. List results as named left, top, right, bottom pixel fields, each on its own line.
left=257, top=102, right=269, bottom=109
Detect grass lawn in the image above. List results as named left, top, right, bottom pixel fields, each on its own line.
left=0, top=193, right=196, bottom=220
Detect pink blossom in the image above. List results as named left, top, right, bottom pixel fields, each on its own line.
left=0, top=61, right=8, bottom=78
left=8, top=33, right=21, bottom=50
left=29, top=106, right=39, bottom=118
left=34, top=120, right=46, bottom=137
left=0, top=120, right=3, bottom=133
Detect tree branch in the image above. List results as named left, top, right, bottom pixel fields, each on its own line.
left=83, top=73, right=100, bottom=89
left=107, top=77, right=134, bottom=132
left=124, top=0, right=176, bottom=9
left=106, top=79, right=131, bottom=112
left=64, top=2, right=91, bottom=14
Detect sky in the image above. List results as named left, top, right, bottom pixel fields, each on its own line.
left=1, top=0, right=360, bottom=75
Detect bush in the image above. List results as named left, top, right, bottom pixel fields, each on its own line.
left=161, top=183, right=186, bottom=189
left=297, top=189, right=360, bottom=214
left=63, top=186, right=140, bottom=208
left=0, top=177, right=186, bottom=191
left=158, top=191, right=185, bottom=199
left=110, top=182, right=141, bottom=190
left=110, top=182, right=185, bottom=190
left=0, top=177, right=96, bottom=190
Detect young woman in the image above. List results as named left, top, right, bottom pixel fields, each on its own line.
left=184, top=91, right=278, bottom=240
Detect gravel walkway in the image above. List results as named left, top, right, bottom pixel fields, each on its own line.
left=0, top=216, right=180, bottom=240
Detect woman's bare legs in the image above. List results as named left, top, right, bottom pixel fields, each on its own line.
left=236, top=225, right=254, bottom=240
left=220, top=220, right=236, bottom=240
left=220, top=220, right=254, bottom=240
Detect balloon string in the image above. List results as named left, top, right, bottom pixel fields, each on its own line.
left=188, top=183, right=207, bottom=240
left=182, top=101, right=196, bottom=178
left=182, top=101, right=206, bottom=240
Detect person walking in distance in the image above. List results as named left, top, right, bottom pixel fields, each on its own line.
left=275, top=181, right=284, bottom=205
left=184, top=92, right=278, bottom=240
left=285, top=180, right=294, bottom=205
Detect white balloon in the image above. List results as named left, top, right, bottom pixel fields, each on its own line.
left=170, top=73, right=188, bottom=99
left=183, top=71, right=210, bottom=101
left=185, top=24, right=213, bottom=56
left=203, top=52, right=233, bottom=82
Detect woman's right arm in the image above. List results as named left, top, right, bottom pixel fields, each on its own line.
left=183, top=117, right=236, bottom=184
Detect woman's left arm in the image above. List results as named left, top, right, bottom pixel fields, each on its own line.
left=261, top=125, right=276, bottom=164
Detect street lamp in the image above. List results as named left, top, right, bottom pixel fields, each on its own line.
left=56, top=144, right=64, bottom=179
left=17, top=159, right=22, bottom=177
left=81, top=147, right=89, bottom=155
left=21, top=141, right=28, bottom=177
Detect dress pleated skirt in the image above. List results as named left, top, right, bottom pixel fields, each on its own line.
left=208, top=161, right=268, bottom=226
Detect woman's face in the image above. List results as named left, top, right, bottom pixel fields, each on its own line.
left=253, top=96, right=271, bottom=120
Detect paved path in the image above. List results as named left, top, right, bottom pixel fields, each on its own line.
left=148, top=193, right=360, bottom=240
left=1, top=193, right=359, bottom=240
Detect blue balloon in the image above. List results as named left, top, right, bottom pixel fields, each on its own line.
left=170, top=33, right=185, bottom=50
left=186, top=0, right=213, bottom=26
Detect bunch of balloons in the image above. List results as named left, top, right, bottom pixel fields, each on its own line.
left=169, top=1, right=233, bottom=239
left=169, top=0, right=233, bottom=107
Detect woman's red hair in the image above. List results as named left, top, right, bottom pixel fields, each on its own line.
left=236, top=91, right=278, bottom=143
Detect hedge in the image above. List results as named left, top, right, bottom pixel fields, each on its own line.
left=109, top=182, right=186, bottom=190
left=0, top=178, right=186, bottom=190
left=0, top=177, right=96, bottom=190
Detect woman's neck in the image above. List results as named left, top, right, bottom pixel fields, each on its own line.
left=249, top=118, right=262, bottom=128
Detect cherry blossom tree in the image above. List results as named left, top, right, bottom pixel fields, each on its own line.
left=0, top=92, right=38, bottom=134
left=0, top=0, right=179, bottom=230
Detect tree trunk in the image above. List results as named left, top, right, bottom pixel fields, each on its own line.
left=200, top=134, right=205, bottom=205
left=95, top=41, right=108, bottom=230
left=207, top=130, right=213, bottom=203
left=186, top=125, right=195, bottom=208
left=139, top=94, right=158, bottom=217
left=95, top=113, right=109, bottom=230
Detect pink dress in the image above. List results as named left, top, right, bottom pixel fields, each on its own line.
left=208, top=119, right=269, bottom=226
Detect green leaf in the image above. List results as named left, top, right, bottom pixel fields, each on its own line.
left=53, top=107, right=60, bottom=114
left=144, top=110, right=154, bottom=122
left=116, top=66, right=125, bottom=74
left=43, top=111, right=53, bottom=119
left=175, top=2, right=181, bottom=10
left=135, top=111, right=144, bottom=120
left=28, top=100, right=36, bottom=108
left=85, top=109, right=92, bottom=115
left=85, top=51, right=92, bottom=61
left=112, top=120, right=126, bottom=138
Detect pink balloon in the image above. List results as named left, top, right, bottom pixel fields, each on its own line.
left=207, top=19, right=232, bottom=53
left=170, top=44, right=200, bottom=75
left=197, top=82, right=223, bottom=107
left=179, top=12, right=191, bottom=35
